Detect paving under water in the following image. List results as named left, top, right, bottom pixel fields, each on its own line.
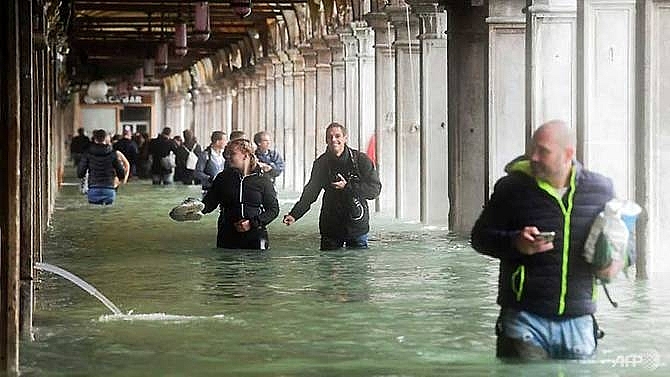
left=20, top=173, right=670, bottom=376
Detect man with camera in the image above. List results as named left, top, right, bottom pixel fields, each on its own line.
left=471, top=120, right=615, bottom=360
left=283, top=122, right=381, bottom=250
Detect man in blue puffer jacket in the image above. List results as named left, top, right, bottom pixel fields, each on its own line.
left=471, top=120, right=614, bottom=360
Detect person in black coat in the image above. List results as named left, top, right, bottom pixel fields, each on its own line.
left=70, top=127, right=91, bottom=167
left=283, top=122, right=381, bottom=250
left=113, top=129, right=139, bottom=178
left=471, top=120, right=615, bottom=360
left=77, top=129, right=126, bottom=205
left=202, top=138, right=279, bottom=249
left=149, top=127, right=178, bottom=185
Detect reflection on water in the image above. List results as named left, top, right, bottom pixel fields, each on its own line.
left=20, top=177, right=669, bottom=376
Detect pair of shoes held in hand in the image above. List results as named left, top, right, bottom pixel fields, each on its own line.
left=169, top=197, right=205, bottom=222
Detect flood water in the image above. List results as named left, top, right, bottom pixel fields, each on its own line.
left=20, top=174, right=669, bottom=376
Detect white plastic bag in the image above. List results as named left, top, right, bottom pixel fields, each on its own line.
left=583, top=199, right=639, bottom=270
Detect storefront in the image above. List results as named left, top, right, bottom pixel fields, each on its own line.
left=75, top=90, right=159, bottom=138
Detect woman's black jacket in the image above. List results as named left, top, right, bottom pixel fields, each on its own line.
left=202, top=166, right=279, bottom=248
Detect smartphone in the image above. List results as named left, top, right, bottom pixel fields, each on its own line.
left=535, top=231, right=555, bottom=242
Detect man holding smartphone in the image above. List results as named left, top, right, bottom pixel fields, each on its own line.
left=283, top=122, right=381, bottom=250
left=471, top=120, right=614, bottom=360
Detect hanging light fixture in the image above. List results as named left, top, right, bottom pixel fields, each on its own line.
left=193, top=2, right=210, bottom=42
left=144, top=57, right=155, bottom=79
left=232, top=1, right=253, bottom=18
left=175, top=22, right=188, bottom=56
left=87, top=80, right=108, bottom=100
left=134, top=67, right=144, bottom=89
left=156, top=11, right=168, bottom=71
left=156, top=43, right=168, bottom=71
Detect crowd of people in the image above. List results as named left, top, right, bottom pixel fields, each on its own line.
left=72, top=119, right=632, bottom=362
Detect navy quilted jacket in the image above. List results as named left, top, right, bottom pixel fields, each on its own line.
left=471, top=159, right=614, bottom=317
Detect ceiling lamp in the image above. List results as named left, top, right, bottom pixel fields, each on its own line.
left=175, top=22, right=188, bottom=56
left=193, top=2, right=210, bottom=42
left=156, top=43, right=168, bottom=71
left=144, top=58, right=155, bottom=78
left=134, top=67, right=144, bottom=89
left=232, top=1, right=252, bottom=18
left=87, top=80, right=108, bottom=100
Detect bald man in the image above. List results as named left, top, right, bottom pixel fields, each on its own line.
left=471, top=120, right=614, bottom=360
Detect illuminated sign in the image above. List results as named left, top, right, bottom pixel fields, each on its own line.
left=97, top=95, right=143, bottom=104
left=81, top=94, right=152, bottom=105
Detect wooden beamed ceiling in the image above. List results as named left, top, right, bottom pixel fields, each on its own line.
left=64, top=0, right=307, bottom=86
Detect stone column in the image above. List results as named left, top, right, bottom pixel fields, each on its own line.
left=313, top=38, right=333, bottom=150
left=341, top=26, right=361, bottom=148
left=256, top=69, right=267, bottom=132
left=291, top=50, right=306, bottom=190
left=265, top=57, right=277, bottom=138
left=327, top=34, right=346, bottom=125
left=300, top=46, right=318, bottom=180
left=241, top=75, right=252, bottom=135
left=487, top=0, right=526, bottom=192
left=448, top=4, right=488, bottom=233
left=388, top=3, right=421, bottom=221
left=249, top=74, right=260, bottom=136
left=638, top=0, right=670, bottom=277
left=231, top=85, right=240, bottom=131
left=222, top=84, right=234, bottom=134
left=414, top=3, right=449, bottom=226
left=214, top=88, right=224, bottom=134
left=525, top=0, right=577, bottom=129
left=274, top=53, right=287, bottom=178
left=577, top=0, right=637, bottom=199
left=236, top=76, right=246, bottom=133
left=281, top=50, right=295, bottom=190
left=365, top=12, right=397, bottom=215
left=354, top=22, right=376, bottom=157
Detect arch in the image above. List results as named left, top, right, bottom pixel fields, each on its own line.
left=281, top=9, right=301, bottom=47
left=293, top=4, right=313, bottom=44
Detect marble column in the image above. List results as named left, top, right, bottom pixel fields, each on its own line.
left=577, top=0, right=637, bottom=199
left=341, top=25, right=360, bottom=148
left=222, top=84, right=234, bottom=134
left=274, top=53, right=287, bottom=181
left=388, top=3, right=421, bottom=221
left=365, top=12, right=397, bottom=215
left=313, top=38, right=333, bottom=151
left=256, top=70, right=267, bottom=132
left=638, top=0, right=670, bottom=276
left=327, top=34, right=346, bottom=126
left=265, top=57, right=277, bottom=139
left=448, top=4, right=488, bottom=233
left=486, top=0, right=527, bottom=192
left=414, top=3, right=449, bottom=226
left=354, top=23, right=376, bottom=157
left=242, top=75, right=253, bottom=135
left=300, top=46, right=318, bottom=180
left=235, top=75, right=246, bottom=133
left=249, top=75, right=260, bottom=136
left=281, top=50, right=295, bottom=191
left=290, top=50, right=306, bottom=191
left=525, top=0, right=577, bottom=129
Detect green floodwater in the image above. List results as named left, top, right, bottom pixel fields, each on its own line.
left=18, top=174, right=670, bottom=376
